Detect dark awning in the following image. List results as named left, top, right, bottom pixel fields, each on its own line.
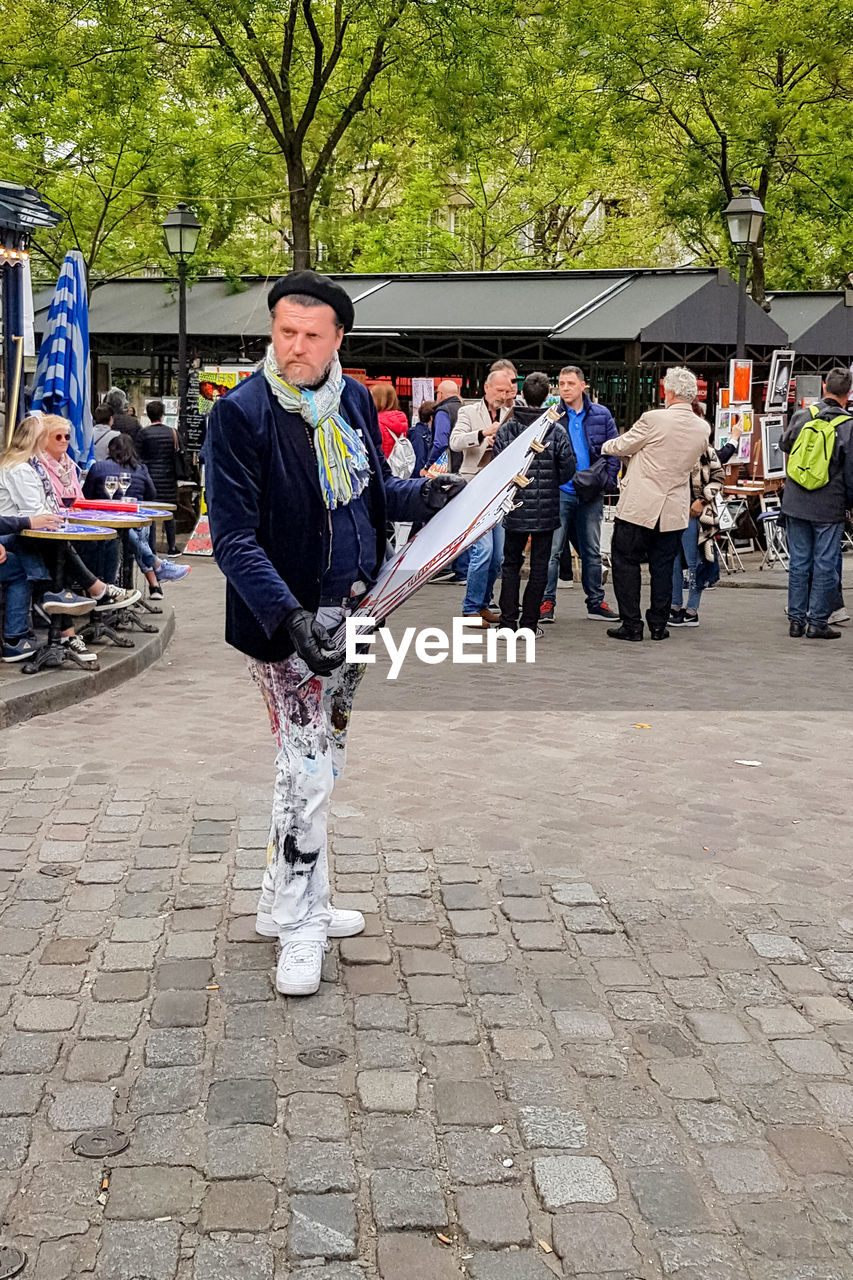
left=767, top=292, right=853, bottom=357
left=33, top=267, right=789, bottom=350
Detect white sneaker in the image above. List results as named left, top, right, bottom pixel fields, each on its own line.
left=93, top=586, right=142, bottom=612
left=255, top=893, right=365, bottom=939
left=327, top=905, right=365, bottom=938
left=828, top=607, right=850, bottom=625
left=63, top=635, right=98, bottom=664
left=276, top=939, right=326, bottom=996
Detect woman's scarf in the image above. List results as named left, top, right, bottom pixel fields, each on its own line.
left=263, top=347, right=370, bottom=509
left=28, top=458, right=61, bottom=514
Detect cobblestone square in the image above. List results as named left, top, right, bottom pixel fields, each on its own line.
left=1, top=561, right=852, bottom=1276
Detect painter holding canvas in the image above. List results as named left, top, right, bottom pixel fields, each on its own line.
left=202, top=272, right=464, bottom=997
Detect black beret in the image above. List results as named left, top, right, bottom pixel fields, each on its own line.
left=267, top=270, right=355, bottom=333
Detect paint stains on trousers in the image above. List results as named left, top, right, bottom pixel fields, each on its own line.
left=249, top=648, right=366, bottom=942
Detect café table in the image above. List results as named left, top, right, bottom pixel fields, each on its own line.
left=69, top=510, right=161, bottom=638
left=20, top=524, right=116, bottom=673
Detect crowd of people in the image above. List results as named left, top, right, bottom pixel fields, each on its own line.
left=383, top=360, right=853, bottom=642
left=0, top=398, right=191, bottom=669
left=199, top=269, right=853, bottom=1002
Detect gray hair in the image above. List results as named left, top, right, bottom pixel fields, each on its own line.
left=559, top=365, right=585, bottom=381
left=105, top=387, right=128, bottom=413
left=487, top=358, right=517, bottom=380
left=663, top=367, right=698, bottom=402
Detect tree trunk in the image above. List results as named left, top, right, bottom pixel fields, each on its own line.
left=750, top=239, right=766, bottom=307
left=289, top=184, right=312, bottom=270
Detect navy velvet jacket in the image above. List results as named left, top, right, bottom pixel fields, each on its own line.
left=202, top=370, right=432, bottom=662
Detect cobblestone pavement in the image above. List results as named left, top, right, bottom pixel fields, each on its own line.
left=2, top=559, right=853, bottom=1279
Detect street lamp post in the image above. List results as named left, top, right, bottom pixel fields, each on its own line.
left=723, top=183, right=766, bottom=360
left=161, top=203, right=201, bottom=435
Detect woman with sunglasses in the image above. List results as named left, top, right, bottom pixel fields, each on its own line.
left=0, top=417, right=139, bottom=663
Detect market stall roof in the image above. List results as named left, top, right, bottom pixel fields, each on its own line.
left=767, top=291, right=853, bottom=356
left=34, top=267, right=789, bottom=349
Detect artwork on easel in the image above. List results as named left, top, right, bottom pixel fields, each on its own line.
left=760, top=414, right=787, bottom=478
left=729, top=359, right=753, bottom=404
left=765, top=350, right=795, bottom=411
left=715, top=405, right=753, bottom=461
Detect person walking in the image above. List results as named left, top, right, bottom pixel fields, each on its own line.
left=202, top=271, right=463, bottom=998
left=781, top=366, right=853, bottom=640
left=138, top=400, right=181, bottom=553
left=450, top=363, right=516, bottom=625
left=669, top=416, right=726, bottom=628
left=493, top=372, right=576, bottom=633
left=601, top=367, right=709, bottom=642
left=540, top=366, right=619, bottom=624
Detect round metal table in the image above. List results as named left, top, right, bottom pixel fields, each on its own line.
left=20, top=525, right=116, bottom=673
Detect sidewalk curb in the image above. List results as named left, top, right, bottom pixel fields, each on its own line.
left=0, top=606, right=175, bottom=730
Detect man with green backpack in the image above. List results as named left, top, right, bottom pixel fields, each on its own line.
left=781, top=366, right=853, bottom=639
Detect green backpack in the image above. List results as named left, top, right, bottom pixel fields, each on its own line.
left=786, top=405, right=848, bottom=490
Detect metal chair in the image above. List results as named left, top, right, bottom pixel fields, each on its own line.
left=717, top=498, right=748, bottom=573
left=757, top=509, right=789, bottom=571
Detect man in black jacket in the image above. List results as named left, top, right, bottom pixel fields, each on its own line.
left=781, top=366, right=853, bottom=640
left=203, top=271, right=463, bottom=997
left=493, top=372, right=575, bottom=632
left=139, top=401, right=179, bottom=553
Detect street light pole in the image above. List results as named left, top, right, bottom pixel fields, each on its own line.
left=723, top=183, right=766, bottom=365
left=177, top=256, right=188, bottom=437
left=736, top=249, right=749, bottom=360
left=161, top=203, right=201, bottom=436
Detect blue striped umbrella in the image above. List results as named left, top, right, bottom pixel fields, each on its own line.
left=31, top=249, right=94, bottom=466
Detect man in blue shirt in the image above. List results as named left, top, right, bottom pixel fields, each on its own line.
left=540, top=366, right=620, bottom=623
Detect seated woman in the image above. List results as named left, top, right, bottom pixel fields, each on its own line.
left=0, top=509, right=66, bottom=662
left=84, top=433, right=189, bottom=600
left=0, top=416, right=139, bottom=664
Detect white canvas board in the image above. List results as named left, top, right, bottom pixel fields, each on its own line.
left=352, top=411, right=556, bottom=624
left=760, top=414, right=787, bottom=478
left=765, top=350, right=795, bottom=411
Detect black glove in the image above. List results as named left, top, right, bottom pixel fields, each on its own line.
left=286, top=609, right=344, bottom=676
left=421, top=474, right=466, bottom=511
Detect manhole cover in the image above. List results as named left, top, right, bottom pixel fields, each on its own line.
left=0, top=1245, right=26, bottom=1278
left=72, top=1128, right=130, bottom=1158
left=297, top=1046, right=347, bottom=1068
left=38, top=865, right=76, bottom=878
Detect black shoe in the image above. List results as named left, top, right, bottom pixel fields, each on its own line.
left=607, top=625, right=643, bottom=642
left=789, top=620, right=805, bottom=638
left=650, top=628, right=670, bottom=641
left=669, top=608, right=687, bottom=627
left=806, top=624, right=841, bottom=640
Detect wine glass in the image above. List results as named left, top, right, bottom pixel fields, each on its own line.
left=119, top=472, right=132, bottom=500
left=104, top=475, right=119, bottom=500
left=60, top=494, right=75, bottom=528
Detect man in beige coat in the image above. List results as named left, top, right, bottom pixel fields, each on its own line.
left=601, top=367, right=709, bottom=641
left=450, top=362, right=516, bottom=623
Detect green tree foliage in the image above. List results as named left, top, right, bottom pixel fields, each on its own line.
left=1, top=0, right=849, bottom=291
left=578, top=0, right=853, bottom=297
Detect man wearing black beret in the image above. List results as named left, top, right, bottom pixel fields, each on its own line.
left=203, top=270, right=464, bottom=997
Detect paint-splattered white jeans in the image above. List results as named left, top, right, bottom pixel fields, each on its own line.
left=249, top=613, right=365, bottom=944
